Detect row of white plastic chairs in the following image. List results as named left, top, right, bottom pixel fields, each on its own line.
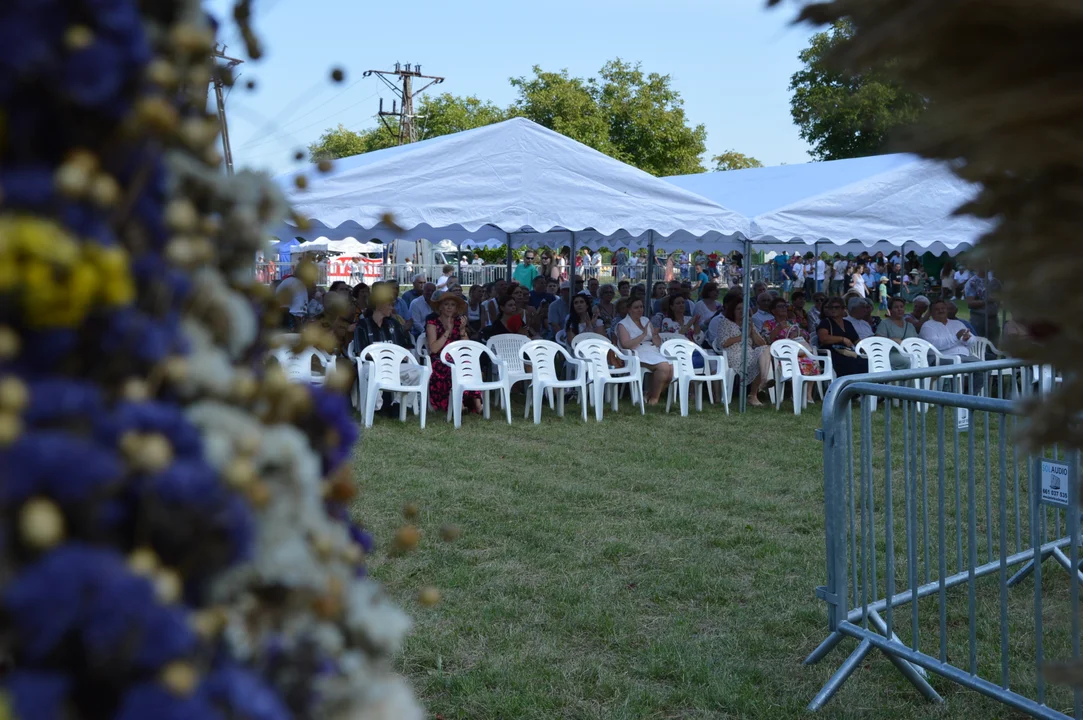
left=266, top=331, right=1048, bottom=428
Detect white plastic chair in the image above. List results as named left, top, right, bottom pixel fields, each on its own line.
left=414, top=333, right=431, bottom=367
left=856, top=336, right=907, bottom=411
left=358, top=344, right=431, bottom=429
left=901, top=337, right=962, bottom=409
left=572, top=332, right=635, bottom=405
left=573, top=338, right=644, bottom=420
left=439, top=340, right=512, bottom=428
left=486, top=334, right=532, bottom=408
left=965, top=335, right=1014, bottom=396
left=520, top=340, right=588, bottom=423
left=660, top=339, right=733, bottom=416
left=267, top=346, right=337, bottom=386
left=769, top=339, right=834, bottom=416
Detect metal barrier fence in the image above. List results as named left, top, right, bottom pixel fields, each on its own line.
left=809, top=360, right=1081, bottom=719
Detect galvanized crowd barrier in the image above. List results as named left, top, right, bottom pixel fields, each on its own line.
left=809, top=359, right=1081, bottom=719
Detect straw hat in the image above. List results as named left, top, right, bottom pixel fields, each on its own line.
left=428, top=290, right=467, bottom=315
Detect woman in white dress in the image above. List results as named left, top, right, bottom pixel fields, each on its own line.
left=851, top=264, right=867, bottom=298
left=616, top=297, right=673, bottom=405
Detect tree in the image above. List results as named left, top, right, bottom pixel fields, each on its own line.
left=308, top=94, right=506, bottom=161
left=789, top=20, right=926, bottom=160
left=508, top=67, right=614, bottom=155
left=510, top=60, right=708, bottom=176
left=311, top=60, right=709, bottom=176
left=308, top=124, right=395, bottom=161
left=711, top=150, right=764, bottom=171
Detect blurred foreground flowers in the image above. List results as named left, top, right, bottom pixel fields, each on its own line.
left=0, top=1, right=420, bottom=718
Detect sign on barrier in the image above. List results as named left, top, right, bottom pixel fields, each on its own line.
left=1041, top=459, right=1070, bottom=507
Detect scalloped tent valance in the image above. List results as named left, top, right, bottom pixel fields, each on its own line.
left=274, top=117, right=750, bottom=250
left=665, top=154, right=994, bottom=257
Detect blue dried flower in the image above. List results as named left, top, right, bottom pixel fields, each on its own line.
left=309, top=387, right=358, bottom=472
left=3, top=670, right=70, bottom=720
left=3, top=544, right=194, bottom=669
left=114, top=682, right=223, bottom=720
left=202, top=664, right=291, bottom=720
left=1, top=431, right=121, bottom=504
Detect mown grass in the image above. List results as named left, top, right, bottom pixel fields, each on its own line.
left=349, top=391, right=1078, bottom=719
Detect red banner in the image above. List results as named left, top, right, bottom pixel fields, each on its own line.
left=327, top=256, right=383, bottom=283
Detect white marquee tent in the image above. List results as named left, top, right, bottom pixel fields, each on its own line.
left=274, top=117, right=750, bottom=253
left=665, top=154, right=993, bottom=257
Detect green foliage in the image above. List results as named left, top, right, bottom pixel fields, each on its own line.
left=789, top=20, right=926, bottom=160
left=711, top=150, right=764, bottom=171
left=310, top=59, right=709, bottom=175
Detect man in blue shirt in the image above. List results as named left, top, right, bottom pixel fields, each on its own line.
left=528, top=275, right=556, bottom=309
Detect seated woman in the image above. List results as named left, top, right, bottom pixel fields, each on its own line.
left=709, top=293, right=773, bottom=407
left=481, top=294, right=527, bottom=343
left=875, top=296, right=917, bottom=369
left=467, top=284, right=487, bottom=333
left=615, top=298, right=674, bottom=405
left=596, top=284, right=619, bottom=335
left=654, top=295, right=701, bottom=341
left=565, top=291, right=605, bottom=345
left=817, top=298, right=869, bottom=377
left=761, top=297, right=820, bottom=405
left=426, top=291, right=483, bottom=416
left=353, top=285, right=421, bottom=417
left=507, top=285, right=542, bottom=339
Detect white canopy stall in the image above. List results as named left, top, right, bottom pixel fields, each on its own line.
left=665, top=153, right=993, bottom=257
left=275, top=117, right=750, bottom=286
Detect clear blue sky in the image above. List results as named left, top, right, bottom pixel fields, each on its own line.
left=207, top=0, right=816, bottom=175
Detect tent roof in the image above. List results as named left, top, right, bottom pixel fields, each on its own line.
left=277, top=117, right=749, bottom=244
left=665, top=154, right=993, bottom=255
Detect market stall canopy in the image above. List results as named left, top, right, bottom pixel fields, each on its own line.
left=665, top=154, right=994, bottom=256
left=298, top=237, right=384, bottom=255
left=275, top=117, right=750, bottom=250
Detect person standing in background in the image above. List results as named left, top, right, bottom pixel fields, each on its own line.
left=815, top=255, right=827, bottom=294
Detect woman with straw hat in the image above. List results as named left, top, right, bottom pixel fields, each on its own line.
left=425, top=290, right=483, bottom=415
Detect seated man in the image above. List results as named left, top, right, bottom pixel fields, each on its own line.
left=919, top=298, right=983, bottom=394
left=354, top=285, right=422, bottom=418
left=846, top=297, right=875, bottom=340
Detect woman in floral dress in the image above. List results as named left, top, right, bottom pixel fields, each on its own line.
left=426, top=291, right=483, bottom=415
left=761, top=297, right=821, bottom=405
left=708, top=294, right=772, bottom=406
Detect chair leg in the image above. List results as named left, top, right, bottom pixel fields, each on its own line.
left=594, top=382, right=606, bottom=422
left=418, top=389, right=427, bottom=429
left=580, top=379, right=588, bottom=421
left=533, top=384, right=543, bottom=424
left=695, top=382, right=704, bottom=412
left=556, top=388, right=565, bottom=418
left=503, top=386, right=512, bottom=424
left=363, top=386, right=378, bottom=428
left=482, top=390, right=491, bottom=420
left=679, top=376, right=689, bottom=417
left=636, top=379, right=646, bottom=414
left=665, top=382, right=674, bottom=413
left=452, top=389, right=462, bottom=428
left=399, top=394, right=408, bottom=421
left=705, top=377, right=715, bottom=405
left=793, top=378, right=802, bottom=416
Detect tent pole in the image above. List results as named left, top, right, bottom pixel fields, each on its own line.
left=740, top=238, right=752, bottom=414
left=506, top=235, right=514, bottom=281
left=645, top=231, right=655, bottom=303
left=457, top=241, right=463, bottom=287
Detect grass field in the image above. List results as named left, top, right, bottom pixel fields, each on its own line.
left=351, top=392, right=1077, bottom=719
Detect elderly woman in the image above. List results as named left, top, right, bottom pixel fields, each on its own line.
left=710, top=292, right=772, bottom=407
left=616, top=297, right=674, bottom=405
left=352, top=284, right=422, bottom=418
left=906, top=295, right=931, bottom=332
left=762, top=297, right=820, bottom=404
left=875, top=296, right=918, bottom=369
left=817, top=297, right=869, bottom=377
left=426, top=291, right=483, bottom=415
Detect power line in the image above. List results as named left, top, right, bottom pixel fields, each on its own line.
left=237, top=90, right=379, bottom=153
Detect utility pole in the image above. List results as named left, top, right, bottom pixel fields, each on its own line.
left=363, top=63, right=444, bottom=145
left=211, top=44, right=244, bottom=175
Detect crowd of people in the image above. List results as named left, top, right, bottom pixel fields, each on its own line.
left=274, top=249, right=1006, bottom=420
